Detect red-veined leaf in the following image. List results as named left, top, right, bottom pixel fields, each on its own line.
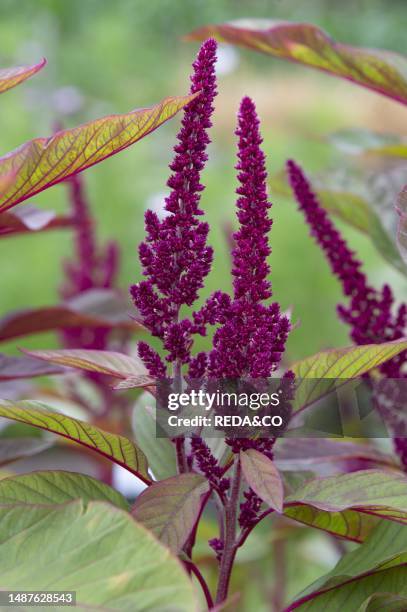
left=23, top=347, right=149, bottom=381
left=113, top=375, right=157, bottom=390
left=187, top=21, right=407, bottom=104
left=287, top=521, right=407, bottom=610
left=0, top=400, right=151, bottom=484
left=240, top=449, right=283, bottom=513
left=0, top=205, right=72, bottom=237
left=275, top=439, right=397, bottom=472
left=290, top=339, right=407, bottom=413
left=0, top=289, right=140, bottom=342
left=0, top=353, right=63, bottom=380
left=0, top=59, right=46, bottom=95
left=0, top=470, right=129, bottom=509
left=132, top=473, right=209, bottom=552
left=284, top=470, right=407, bottom=542
left=0, top=93, right=196, bottom=212
left=0, top=501, right=199, bottom=611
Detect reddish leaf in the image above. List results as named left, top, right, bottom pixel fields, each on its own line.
left=0, top=59, right=46, bottom=95
left=24, top=347, right=151, bottom=384
left=0, top=400, right=151, bottom=484
left=0, top=93, right=196, bottom=212
left=287, top=521, right=407, bottom=610
left=275, top=439, right=397, bottom=472
left=0, top=289, right=140, bottom=342
left=132, top=473, right=209, bottom=552
left=284, top=470, right=407, bottom=541
left=240, top=449, right=284, bottom=513
left=0, top=353, right=63, bottom=380
left=187, top=21, right=407, bottom=104
left=291, top=340, right=407, bottom=413
left=113, top=376, right=157, bottom=390
left=0, top=205, right=72, bottom=237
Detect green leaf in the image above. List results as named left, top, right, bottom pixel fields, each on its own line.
left=0, top=500, right=198, bottom=611
left=288, top=521, right=407, bottom=610
left=274, top=163, right=407, bottom=273
left=357, top=593, right=407, bottom=612
left=328, top=129, right=407, bottom=159
left=240, top=449, right=283, bottom=513
left=284, top=470, right=407, bottom=542
left=0, top=59, right=46, bottom=94
left=0, top=93, right=196, bottom=212
left=187, top=20, right=407, bottom=104
left=0, top=400, right=151, bottom=484
left=0, top=470, right=129, bottom=510
left=284, top=504, right=379, bottom=543
left=0, top=438, right=52, bottom=468
left=287, top=469, right=407, bottom=515
left=290, top=566, right=407, bottom=611
left=307, top=165, right=406, bottom=274
left=1, top=290, right=140, bottom=342
left=132, top=473, right=209, bottom=553
left=132, top=393, right=177, bottom=481
left=290, top=340, right=407, bottom=413
left=24, top=348, right=154, bottom=387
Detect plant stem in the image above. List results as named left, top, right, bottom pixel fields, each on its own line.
left=271, top=536, right=286, bottom=612
left=215, top=457, right=241, bottom=604
left=184, top=560, right=214, bottom=609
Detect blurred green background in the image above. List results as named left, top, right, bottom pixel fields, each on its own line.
left=0, top=0, right=406, bottom=361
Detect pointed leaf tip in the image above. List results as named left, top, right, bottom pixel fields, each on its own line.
left=0, top=92, right=197, bottom=212
left=0, top=58, right=46, bottom=95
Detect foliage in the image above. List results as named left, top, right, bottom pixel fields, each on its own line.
left=0, top=16, right=406, bottom=612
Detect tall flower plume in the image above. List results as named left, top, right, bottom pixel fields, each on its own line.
left=130, top=39, right=217, bottom=376
left=208, top=97, right=290, bottom=379
left=199, top=97, right=293, bottom=531
left=287, top=159, right=407, bottom=467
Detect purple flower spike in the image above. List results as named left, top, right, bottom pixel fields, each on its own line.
left=61, top=173, right=120, bottom=300
left=60, top=173, right=121, bottom=355
left=208, top=97, right=290, bottom=378
left=131, top=39, right=218, bottom=374
left=287, top=159, right=407, bottom=469
left=286, top=159, right=406, bottom=353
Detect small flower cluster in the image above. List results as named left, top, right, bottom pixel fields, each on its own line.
left=287, top=159, right=407, bottom=466
left=239, top=488, right=263, bottom=529
left=190, top=435, right=230, bottom=494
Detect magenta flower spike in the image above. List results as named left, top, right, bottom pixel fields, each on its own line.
left=287, top=159, right=407, bottom=468
left=131, top=39, right=218, bottom=375
left=60, top=172, right=120, bottom=352
left=61, top=173, right=120, bottom=301
left=208, top=97, right=290, bottom=378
